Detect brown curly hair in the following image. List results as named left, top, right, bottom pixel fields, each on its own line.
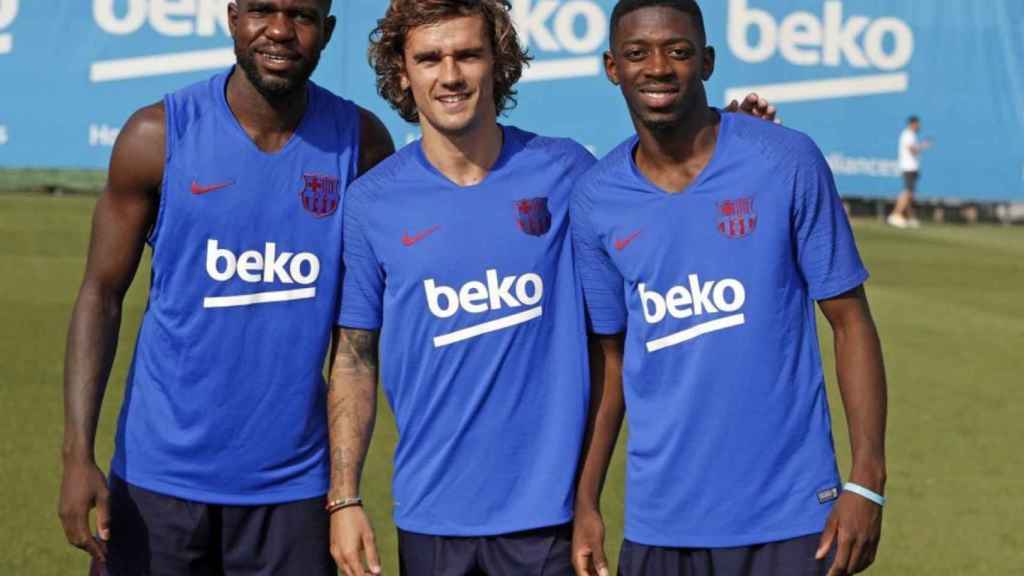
left=368, top=0, right=532, bottom=123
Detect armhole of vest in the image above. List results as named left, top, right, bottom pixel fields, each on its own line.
left=147, top=94, right=175, bottom=246
left=349, top=100, right=362, bottom=180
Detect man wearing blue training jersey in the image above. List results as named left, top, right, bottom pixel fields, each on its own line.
left=571, top=2, right=888, bottom=576
left=58, top=1, right=393, bottom=573
left=327, top=1, right=592, bottom=574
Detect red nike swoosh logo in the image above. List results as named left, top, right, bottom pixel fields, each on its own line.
left=401, top=225, right=441, bottom=247
left=191, top=180, right=235, bottom=195
left=614, top=231, right=641, bottom=251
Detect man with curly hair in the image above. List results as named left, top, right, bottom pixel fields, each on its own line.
left=324, top=2, right=773, bottom=574
left=328, top=2, right=588, bottom=574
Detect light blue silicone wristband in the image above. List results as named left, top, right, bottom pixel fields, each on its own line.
left=843, top=482, right=886, bottom=507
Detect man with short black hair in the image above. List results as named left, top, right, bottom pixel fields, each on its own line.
left=571, top=1, right=888, bottom=575
left=58, top=1, right=393, bottom=573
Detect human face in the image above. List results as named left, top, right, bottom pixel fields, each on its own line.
left=605, top=7, right=713, bottom=130
left=401, top=14, right=496, bottom=138
left=229, top=0, right=335, bottom=99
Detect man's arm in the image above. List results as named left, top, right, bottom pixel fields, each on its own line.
left=356, top=107, right=395, bottom=176
left=327, top=326, right=382, bottom=576
left=59, top=103, right=165, bottom=562
left=815, top=286, right=888, bottom=576
left=572, top=333, right=626, bottom=576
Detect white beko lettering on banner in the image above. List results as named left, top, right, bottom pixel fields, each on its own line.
left=512, top=0, right=608, bottom=83
left=724, top=0, right=914, bottom=104
left=0, top=0, right=18, bottom=55
left=90, top=0, right=232, bottom=83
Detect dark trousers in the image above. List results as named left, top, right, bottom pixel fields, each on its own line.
left=618, top=533, right=833, bottom=576
left=104, top=474, right=335, bottom=576
left=398, top=523, right=573, bottom=576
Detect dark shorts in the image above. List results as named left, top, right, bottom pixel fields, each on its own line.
left=104, top=474, right=334, bottom=576
left=618, top=533, right=832, bottom=576
left=903, top=170, right=919, bottom=192
left=397, top=523, right=572, bottom=576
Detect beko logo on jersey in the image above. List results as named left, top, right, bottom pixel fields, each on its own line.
left=639, top=275, right=746, bottom=353
left=89, top=0, right=234, bottom=83
left=512, top=0, right=607, bottom=83
left=203, top=239, right=320, bottom=309
left=424, top=269, right=544, bottom=348
left=723, top=0, right=914, bottom=105
left=0, top=0, right=17, bottom=55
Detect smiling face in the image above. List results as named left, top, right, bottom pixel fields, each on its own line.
left=229, top=0, right=335, bottom=100
left=605, top=5, right=714, bottom=130
left=400, top=14, right=497, bottom=138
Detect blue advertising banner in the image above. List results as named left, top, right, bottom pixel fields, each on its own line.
left=1, top=1, right=1022, bottom=200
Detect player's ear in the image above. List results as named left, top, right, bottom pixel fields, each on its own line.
left=227, top=1, right=239, bottom=39
left=604, top=50, right=620, bottom=86
left=701, top=45, right=715, bottom=81
left=322, top=15, right=337, bottom=49
left=399, top=58, right=410, bottom=91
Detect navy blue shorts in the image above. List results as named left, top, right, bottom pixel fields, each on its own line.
left=397, top=523, right=573, bottom=576
left=103, top=474, right=334, bottom=576
left=618, top=533, right=833, bottom=576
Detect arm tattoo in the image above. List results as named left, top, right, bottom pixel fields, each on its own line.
left=327, top=328, right=379, bottom=499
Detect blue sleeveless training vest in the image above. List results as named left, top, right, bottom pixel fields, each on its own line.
left=111, top=69, right=360, bottom=504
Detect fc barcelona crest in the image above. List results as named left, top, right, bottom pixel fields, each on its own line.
left=515, top=197, right=552, bottom=237
left=716, top=197, right=757, bottom=239
left=300, top=173, right=340, bottom=218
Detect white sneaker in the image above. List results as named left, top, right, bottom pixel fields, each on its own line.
left=907, top=218, right=921, bottom=229
left=886, top=214, right=908, bottom=228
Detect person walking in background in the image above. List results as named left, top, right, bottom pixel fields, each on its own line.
left=888, top=115, right=932, bottom=228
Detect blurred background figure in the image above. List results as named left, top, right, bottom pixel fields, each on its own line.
left=887, top=115, right=932, bottom=228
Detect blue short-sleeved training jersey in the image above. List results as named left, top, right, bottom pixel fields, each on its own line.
left=111, top=69, right=360, bottom=504
left=572, top=112, right=869, bottom=548
left=339, top=125, right=594, bottom=536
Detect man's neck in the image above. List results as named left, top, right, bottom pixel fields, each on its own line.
left=634, top=105, right=720, bottom=194
left=225, top=67, right=308, bottom=153
left=420, top=119, right=503, bottom=187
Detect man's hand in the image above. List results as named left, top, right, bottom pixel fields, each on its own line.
left=330, top=506, right=381, bottom=576
left=726, top=92, right=778, bottom=123
left=572, top=507, right=609, bottom=576
left=58, top=460, right=110, bottom=562
left=816, top=492, right=883, bottom=575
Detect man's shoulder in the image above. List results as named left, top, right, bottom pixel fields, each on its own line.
left=309, top=80, right=357, bottom=115
left=727, top=113, right=826, bottom=173
left=506, top=125, right=595, bottom=170
left=577, top=135, right=634, bottom=191
left=346, top=141, right=419, bottom=201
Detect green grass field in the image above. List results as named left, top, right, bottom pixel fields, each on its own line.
left=1, top=192, right=1021, bottom=574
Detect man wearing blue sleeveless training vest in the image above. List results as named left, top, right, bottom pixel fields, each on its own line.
left=571, top=2, right=888, bottom=576
left=57, top=1, right=393, bottom=573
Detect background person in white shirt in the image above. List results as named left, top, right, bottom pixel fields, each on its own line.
left=888, top=115, right=932, bottom=228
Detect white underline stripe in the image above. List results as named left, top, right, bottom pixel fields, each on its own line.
left=646, top=314, right=746, bottom=353
left=90, top=47, right=236, bottom=83
left=724, top=72, right=909, bottom=105
left=433, top=306, right=543, bottom=348
left=203, top=287, right=316, bottom=309
left=521, top=57, right=602, bottom=83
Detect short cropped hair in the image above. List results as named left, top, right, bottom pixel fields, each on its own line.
left=368, top=0, right=531, bottom=123
left=610, top=0, right=707, bottom=46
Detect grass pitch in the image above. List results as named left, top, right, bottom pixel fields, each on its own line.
left=1, top=193, right=1021, bottom=574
